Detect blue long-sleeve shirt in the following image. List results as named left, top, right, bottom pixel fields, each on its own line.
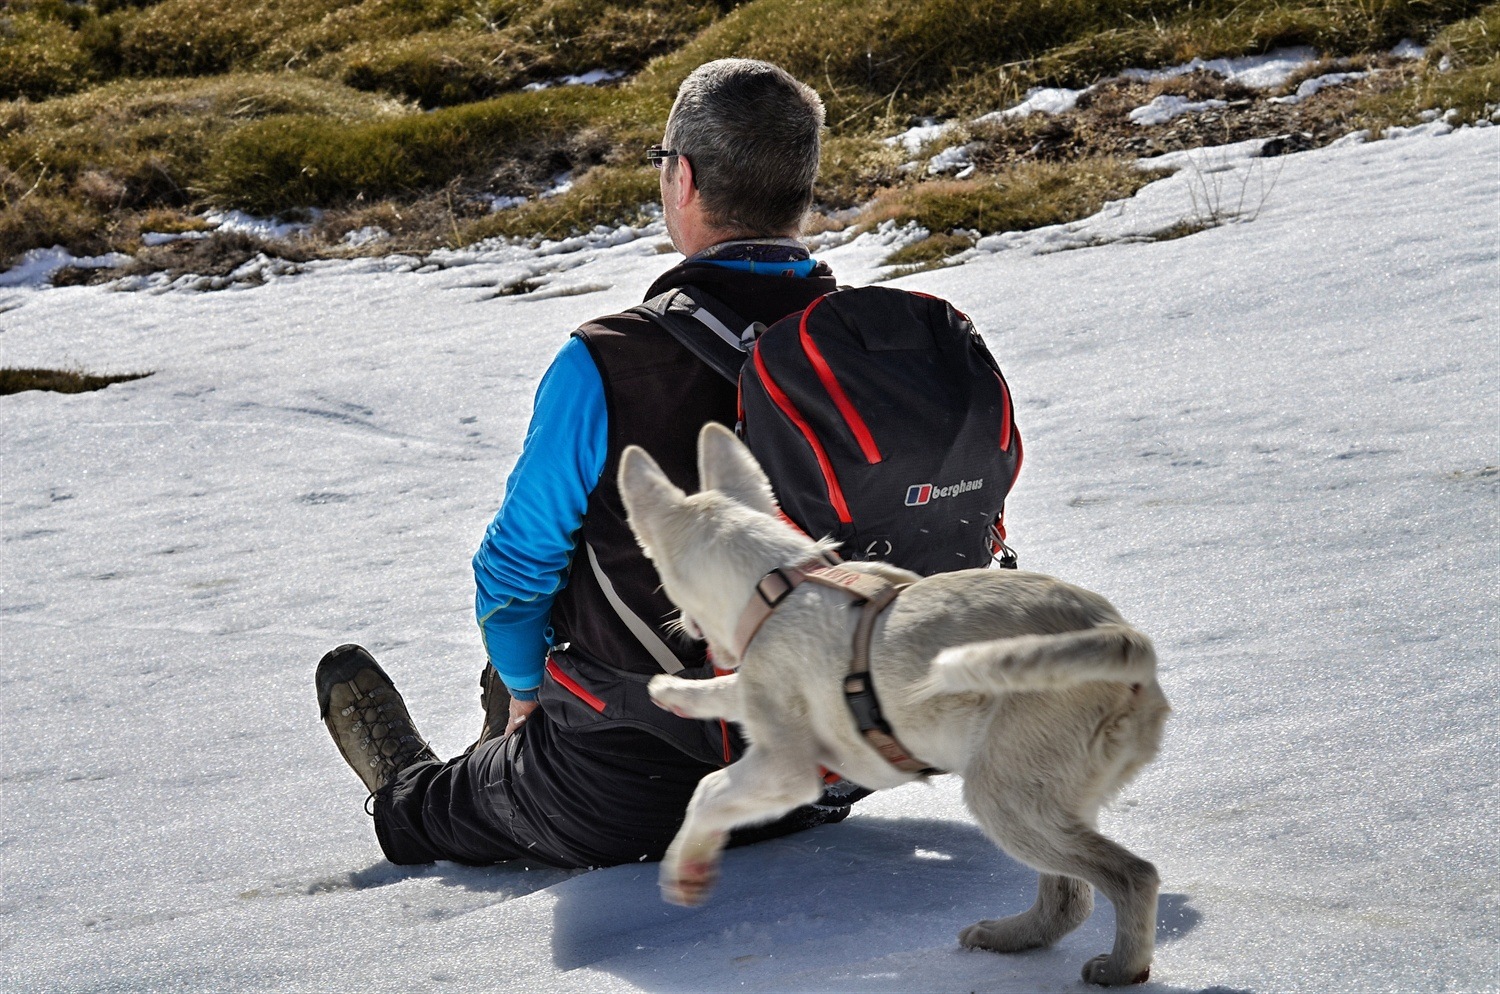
left=473, top=248, right=818, bottom=699
left=472, top=337, right=606, bottom=699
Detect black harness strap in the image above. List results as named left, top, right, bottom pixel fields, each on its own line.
left=799, top=568, right=944, bottom=777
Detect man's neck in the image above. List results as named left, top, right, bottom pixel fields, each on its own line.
left=689, top=238, right=809, bottom=261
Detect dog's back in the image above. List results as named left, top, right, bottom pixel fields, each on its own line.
left=869, top=569, right=1168, bottom=796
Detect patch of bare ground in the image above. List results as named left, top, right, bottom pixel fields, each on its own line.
left=962, top=57, right=1420, bottom=171
left=0, top=368, right=152, bottom=395
left=308, top=188, right=495, bottom=255
left=112, top=231, right=313, bottom=286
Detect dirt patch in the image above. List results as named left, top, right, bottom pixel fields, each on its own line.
left=133, top=231, right=310, bottom=277
left=960, top=58, right=1418, bottom=172
left=1, top=368, right=152, bottom=395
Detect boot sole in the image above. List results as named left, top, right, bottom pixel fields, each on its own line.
left=316, top=643, right=392, bottom=719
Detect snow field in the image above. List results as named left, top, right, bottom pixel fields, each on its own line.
left=0, top=126, right=1496, bottom=992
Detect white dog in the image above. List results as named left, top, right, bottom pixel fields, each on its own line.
left=618, top=422, right=1171, bottom=986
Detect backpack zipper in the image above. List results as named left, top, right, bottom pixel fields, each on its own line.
left=750, top=343, right=854, bottom=524
left=798, top=295, right=884, bottom=464
left=994, top=371, right=1014, bottom=452
left=545, top=657, right=606, bottom=713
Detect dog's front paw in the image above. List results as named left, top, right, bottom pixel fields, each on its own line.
left=660, top=855, right=720, bottom=907
left=1081, top=954, right=1150, bottom=986
left=959, top=916, right=1047, bottom=953
left=648, top=675, right=694, bottom=718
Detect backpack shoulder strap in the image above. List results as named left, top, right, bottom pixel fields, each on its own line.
left=630, top=285, right=764, bottom=384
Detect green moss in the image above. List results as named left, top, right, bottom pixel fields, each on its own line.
left=0, top=13, right=97, bottom=99
left=457, top=164, right=660, bottom=243
left=202, top=86, right=629, bottom=212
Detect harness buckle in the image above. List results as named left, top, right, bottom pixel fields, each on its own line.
left=757, top=568, right=796, bottom=608
left=843, top=672, right=893, bottom=736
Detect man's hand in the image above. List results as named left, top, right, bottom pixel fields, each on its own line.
left=506, top=698, right=539, bottom=736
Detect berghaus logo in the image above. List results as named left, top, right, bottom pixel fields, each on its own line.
left=905, top=479, right=983, bottom=506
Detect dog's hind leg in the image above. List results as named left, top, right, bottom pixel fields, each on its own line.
left=1060, top=830, right=1158, bottom=987
left=959, top=873, right=1093, bottom=952
left=962, top=791, right=1158, bottom=986
left=659, top=745, right=824, bottom=907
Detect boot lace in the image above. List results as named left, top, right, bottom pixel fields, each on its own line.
left=338, top=684, right=433, bottom=801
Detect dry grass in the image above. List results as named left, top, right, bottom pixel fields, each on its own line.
left=0, top=10, right=98, bottom=100
left=0, top=0, right=1491, bottom=266
left=120, top=230, right=314, bottom=280
left=815, top=135, right=909, bottom=211
left=0, top=367, right=152, bottom=395
left=1357, top=5, right=1500, bottom=129
left=457, top=165, right=660, bottom=244
left=638, top=0, right=1484, bottom=128
left=0, top=74, right=409, bottom=256
left=865, top=157, right=1153, bottom=240
left=199, top=86, right=635, bottom=213
left=89, top=0, right=719, bottom=106
left=882, top=231, right=977, bottom=269
left=313, top=1, right=719, bottom=107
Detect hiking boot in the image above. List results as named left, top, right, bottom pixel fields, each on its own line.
left=469, top=661, right=512, bottom=753
left=316, top=644, right=438, bottom=797
left=813, top=776, right=873, bottom=815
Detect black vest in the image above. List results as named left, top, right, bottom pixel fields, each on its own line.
left=539, top=260, right=838, bottom=766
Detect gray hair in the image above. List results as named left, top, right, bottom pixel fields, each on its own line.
left=663, top=59, right=824, bottom=236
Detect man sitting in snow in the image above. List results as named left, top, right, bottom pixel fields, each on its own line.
left=315, top=58, right=858, bottom=868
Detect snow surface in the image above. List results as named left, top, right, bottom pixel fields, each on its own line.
left=1269, top=72, right=1370, bottom=107
left=974, top=87, right=1089, bottom=124
left=523, top=69, right=628, bottom=92
left=204, top=209, right=315, bottom=242
left=1118, top=48, right=1317, bottom=90
left=0, top=247, right=133, bottom=289
left=886, top=119, right=953, bottom=156
left=926, top=143, right=980, bottom=177
left=1128, top=96, right=1230, bottom=127
left=1, top=126, right=1497, bottom=993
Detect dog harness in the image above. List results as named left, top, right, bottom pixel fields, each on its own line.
left=731, top=556, right=942, bottom=776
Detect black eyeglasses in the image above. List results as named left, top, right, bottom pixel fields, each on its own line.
left=646, top=144, right=681, bottom=169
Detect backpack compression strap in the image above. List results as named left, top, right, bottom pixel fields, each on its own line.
left=630, top=286, right=765, bottom=384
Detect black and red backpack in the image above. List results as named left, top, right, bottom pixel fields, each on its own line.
left=634, top=284, right=1022, bottom=575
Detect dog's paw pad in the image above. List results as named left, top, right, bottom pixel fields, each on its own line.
left=1081, top=954, right=1150, bottom=986
left=958, top=922, right=990, bottom=949
left=660, top=859, right=719, bottom=907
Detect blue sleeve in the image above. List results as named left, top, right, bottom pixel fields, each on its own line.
left=473, top=337, right=607, bottom=699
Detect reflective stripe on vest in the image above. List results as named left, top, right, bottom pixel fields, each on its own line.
left=585, top=542, right=685, bottom=674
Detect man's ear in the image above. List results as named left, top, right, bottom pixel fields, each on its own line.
left=668, top=154, right=696, bottom=209
left=698, top=422, right=777, bottom=517
left=618, top=445, right=685, bottom=553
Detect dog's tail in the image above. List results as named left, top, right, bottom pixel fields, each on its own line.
left=922, top=624, right=1156, bottom=696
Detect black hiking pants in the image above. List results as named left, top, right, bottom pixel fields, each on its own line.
left=373, top=707, right=718, bottom=868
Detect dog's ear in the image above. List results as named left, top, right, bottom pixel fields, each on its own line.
left=618, top=444, right=685, bottom=552
left=698, top=422, right=777, bottom=517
